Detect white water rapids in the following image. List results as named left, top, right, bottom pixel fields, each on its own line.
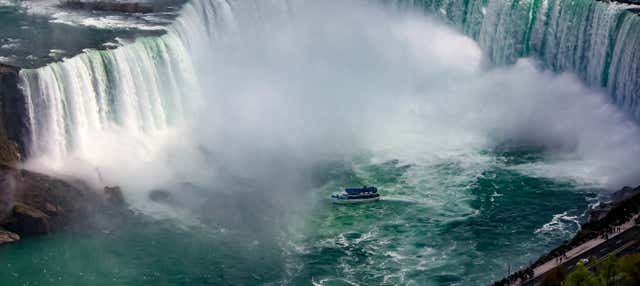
left=16, top=0, right=640, bottom=208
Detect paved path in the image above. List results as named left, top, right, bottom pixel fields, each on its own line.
left=514, top=213, right=640, bottom=286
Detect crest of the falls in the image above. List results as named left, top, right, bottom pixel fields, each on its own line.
left=18, top=1, right=209, bottom=165
left=18, top=0, right=293, bottom=165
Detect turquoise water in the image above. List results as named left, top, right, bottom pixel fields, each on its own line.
left=0, top=148, right=596, bottom=285
left=3, top=0, right=628, bottom=285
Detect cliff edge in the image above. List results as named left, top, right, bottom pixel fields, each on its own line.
left=0, top=64, right=25, bottom=164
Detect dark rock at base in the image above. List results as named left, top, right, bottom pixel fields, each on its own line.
left=610, top=186, right=640, bottom=204
left=149, top=189, right=171, bottom=203
left=3, top=203, right=50, bottom=235
left=0, top=164, right=106, bottom=238
left=0, top=227, right=19, bottom=244
left=588, top=186, right=640, bottom=223
left=104, top=186, right=125, bottom=206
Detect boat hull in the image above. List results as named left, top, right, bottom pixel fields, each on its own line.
left=332, top=196, right=380, bottom=204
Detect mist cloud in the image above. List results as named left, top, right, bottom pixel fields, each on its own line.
left=25, top=0, right=640, bottom=214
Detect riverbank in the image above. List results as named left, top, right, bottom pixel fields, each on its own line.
left=492, top=186, right=640, bottom=285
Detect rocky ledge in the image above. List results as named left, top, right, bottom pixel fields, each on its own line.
left=0, top=164, right=125, bottom=245
left=0, top=64, right=25, bottom=163
left=587, top=186, right=640, bottom=223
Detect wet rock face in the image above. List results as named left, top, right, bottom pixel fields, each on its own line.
left=3, top=203, right=51, bottom=235
left=588, top=186, right=640, bottom=223
left=0, top=64, right=25, bottom=163
left=0, top=164, right=103, bottom=238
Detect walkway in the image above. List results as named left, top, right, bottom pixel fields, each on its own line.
left=516, top=213, right=640, bottom=286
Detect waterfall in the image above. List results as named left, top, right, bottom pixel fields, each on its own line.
left=17, top=0, right=295, bottom=162
left=389, top=0, right=640, bottom=120
left=16, top=0, right=640, bottom=163
left=18, top=0, right=215, bottom=161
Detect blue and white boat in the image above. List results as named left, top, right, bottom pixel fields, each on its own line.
left=331, top=186, right=380, bottom=204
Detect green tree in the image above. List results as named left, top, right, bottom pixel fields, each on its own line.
left=540, top=266, right=566, bottom=286
left=595, top=255, right=618, bottom=286
left=564, top=263, right=602, bottom=286
left=617, top=254, right=640, bottom=286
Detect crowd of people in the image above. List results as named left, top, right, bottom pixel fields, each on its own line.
left=599, top=224, right=624, bottom=240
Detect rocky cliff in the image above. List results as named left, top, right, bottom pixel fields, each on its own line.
left=0, top=64, right=26, bottom=164
left=0, top=164, right=125, bottom=244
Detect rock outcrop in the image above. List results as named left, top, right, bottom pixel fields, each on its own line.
left=149, top=189, right=171, bottom=203
left=0, top=64, right=25, bottom=164
left=0, top=164, right=126, bottom=244
left=0, top=228, right=19, bottom=245
left=104, top=186, right=125, bottom=206
left=4, top=203, right=51, bottom=235
left=588, top=186, right=640, bottom=223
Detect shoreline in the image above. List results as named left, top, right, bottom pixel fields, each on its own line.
left=492, top=186, right=640, bottom=285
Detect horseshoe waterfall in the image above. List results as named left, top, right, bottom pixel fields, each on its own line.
left=1, top=0, right=640, bottom=285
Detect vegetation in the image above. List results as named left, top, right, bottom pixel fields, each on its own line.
left=0, top=130, right=19, bottom=164
left=540, top=266, right=567, bottom=286
left=541, top=253, right=640, bottom=286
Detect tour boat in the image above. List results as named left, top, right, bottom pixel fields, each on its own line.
left=331, top=186, right=380, bottom=204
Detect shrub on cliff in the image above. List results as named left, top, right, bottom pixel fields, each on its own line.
left=564, top=263, right=601, bottom=286
left=555, top=254, right=640, bottom=286
left=540, top=266, right=567, bottom=286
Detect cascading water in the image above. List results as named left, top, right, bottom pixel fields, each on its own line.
left=390, top=0, right=640, bottom=120
left=17, top=0, right=640, bottom=174
left=5, top=0, right=640, bottom=285
left=19, top=23, right=198, bottom=164
left=18, top=0, right=640, bottom=162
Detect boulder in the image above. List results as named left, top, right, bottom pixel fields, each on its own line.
left=44, top=202, right=65, bottom=216
left=0, top=228, right=19, bottom=245
left=104, top=186, right=125, bottom=206
left=0, top=164, right=113, bottom=238
left=149, top=189, right=171, bottom=203
left=2, top=203, right=51, bottom=235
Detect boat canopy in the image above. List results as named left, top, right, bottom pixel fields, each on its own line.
left=345, top=186, right=377, bottom=194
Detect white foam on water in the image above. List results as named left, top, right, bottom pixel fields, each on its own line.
left=19, top=0, right=640, bottom=215
left=17, top=0, right=173, bottom=31
left=535, top=211, right=581, bottom=235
